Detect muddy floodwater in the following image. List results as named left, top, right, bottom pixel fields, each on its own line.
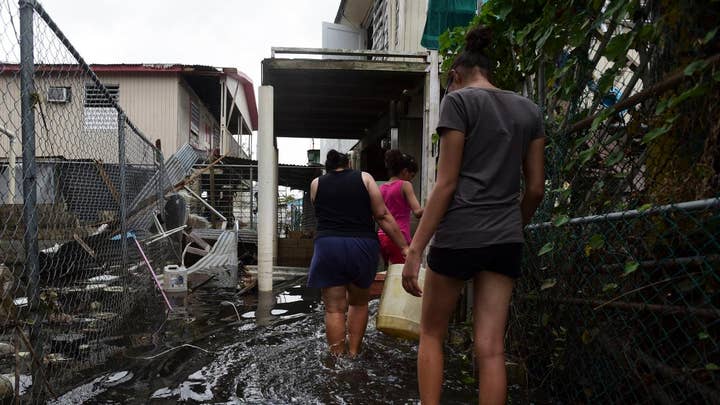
left=52, top=278, right=502, bottom=404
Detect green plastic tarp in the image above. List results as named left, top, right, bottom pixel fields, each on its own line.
left=421, top=0, right=478, bottom=50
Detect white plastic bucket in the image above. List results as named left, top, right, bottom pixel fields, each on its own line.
left=162, top=265, right=187, bottom=293
left=376, top=264, right=425, bottom=340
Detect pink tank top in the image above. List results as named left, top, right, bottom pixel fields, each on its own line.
left=378, top=180, right=411, bottom=242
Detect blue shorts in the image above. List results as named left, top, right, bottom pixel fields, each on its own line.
left=307, top=236, right=380, bottom=289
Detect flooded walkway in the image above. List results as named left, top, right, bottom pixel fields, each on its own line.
left=51, top=278, right=489, bottom=404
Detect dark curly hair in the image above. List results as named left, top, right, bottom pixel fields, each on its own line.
left=385, top=149, right=418, bottom=177
left=325, top=149, right=350, bottom=171
left=451, top=25, right=493, bottom=76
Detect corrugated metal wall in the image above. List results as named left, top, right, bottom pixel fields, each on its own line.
left=98, top=73, right=178, bottom=153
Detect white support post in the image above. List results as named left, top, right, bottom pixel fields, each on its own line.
left=272, top=147, right=278, bottom=266
left=258, top=85, right=275, bottom=292
left=421, top=50, right=440, bottom=203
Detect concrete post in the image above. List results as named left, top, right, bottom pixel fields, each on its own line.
left=272, top=147, right=278, bottom=266
left=257, top=86, right=275, bottom=292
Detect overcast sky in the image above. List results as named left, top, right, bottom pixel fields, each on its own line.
left=39, top=0, right=341, bottom=165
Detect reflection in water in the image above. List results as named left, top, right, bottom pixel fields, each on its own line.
left=255, top=290, right=276, bottom=327
left=54, top=280, right=481, bottom=404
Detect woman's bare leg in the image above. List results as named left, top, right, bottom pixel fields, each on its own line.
left=417, top=268, right=464, bottom=405
left=472, top=271, right=514, bottom=405
left=322, top=285, right=348, bottom=356
left=346, top=283, right=370, bottom=356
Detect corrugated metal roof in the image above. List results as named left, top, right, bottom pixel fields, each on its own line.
left=187, top=230, right=238, bottom=288
left=191, top=228, right=258, bottom=244
left=127, top=144, right=202, bottom=234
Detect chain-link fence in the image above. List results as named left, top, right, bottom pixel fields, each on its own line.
left=505, top=1, right=720, bottom=403
left=0, top=0, right=170, bottom=401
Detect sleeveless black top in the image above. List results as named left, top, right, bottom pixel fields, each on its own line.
left=314, top=169, right=376, bottom=239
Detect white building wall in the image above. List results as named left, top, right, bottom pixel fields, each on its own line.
left=97, top=73, right=178, bottom=154
left=319, top=139, right=358, bottom=167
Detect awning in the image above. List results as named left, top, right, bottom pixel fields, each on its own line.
left=421, top=0, right=478, bottom=50
left=261, top=56, right=427, bottom=140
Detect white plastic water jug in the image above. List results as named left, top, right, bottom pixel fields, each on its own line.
left=376, top=264, right=425, bottom=340
left=162, top=265, right=187, bottom=293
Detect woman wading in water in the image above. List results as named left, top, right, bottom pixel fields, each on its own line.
left=308, top=150, right=408, bottom=356
left=402, top=26, right=546, bottom=404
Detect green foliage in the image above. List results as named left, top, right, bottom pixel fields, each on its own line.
left=553, top=215, right=570, bottom=227
left=621, top=261, right=640, bottom=277
left=538, top=242, right=555, bottom=256
left=436, top=0, right=717, bottom=184
left=541, top=278, right=557, bottom=290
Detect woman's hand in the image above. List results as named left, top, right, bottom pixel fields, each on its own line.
left=402, top=249, right=423, bottom=297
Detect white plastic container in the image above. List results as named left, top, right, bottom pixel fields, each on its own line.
left=162, top=265, right=187, bottom=293
left=376, top=264, right=425, bottom=340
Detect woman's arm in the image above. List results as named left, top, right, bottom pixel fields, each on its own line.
left=402, top=181, right=424, bottom=218
left=310, top=178, right=319, bottom=204
left=521, top=137, right=545, bottom=225
left=363, top=172, right=409, bottom=253
left=402, top=131, right=465, bottom=296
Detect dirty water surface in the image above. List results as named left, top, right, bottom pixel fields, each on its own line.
left=53, top=278, right=490, bottom=404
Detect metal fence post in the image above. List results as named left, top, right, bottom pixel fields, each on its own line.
left=19, top=0, right=43, bottom=399
left=118, top=113, right=127, bottom=271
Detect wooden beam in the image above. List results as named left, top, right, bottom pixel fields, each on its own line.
left=93, top=160, right=120, bottom=204
left=263, top=58, right=427, bottom=78
left=270, top=47, right=428, bottom=60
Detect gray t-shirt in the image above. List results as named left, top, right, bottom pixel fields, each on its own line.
left=432, top=87, right=544, bottom=249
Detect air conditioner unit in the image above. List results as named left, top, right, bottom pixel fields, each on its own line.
left=47, top=87, right=71, bottom=103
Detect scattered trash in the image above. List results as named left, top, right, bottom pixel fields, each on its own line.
left=163, top=265, right=188, bottom=293
left=86, top=275, right=119, bottom=283
left=13, top=297, right=28, bottom=307
left=134, top=238, right=173, bottom=312
left=0, top=375, right=14, bottom=399
left=102, top=371, right=133, bottom=387
left=0, top=342, right=14, bottom=357
left=50, top=334, right=85, bottom=356
left=46, top=353, right=72, bottom=365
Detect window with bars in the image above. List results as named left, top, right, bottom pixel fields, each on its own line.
left=394, top=0, right=400, bottom=47
left=83, top=83, right=119, bottom=130
left=371, top=0, right=388, bottom=51
left=190, top=101, right=200, bottom=135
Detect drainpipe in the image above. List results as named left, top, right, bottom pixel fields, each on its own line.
left=257, top=85, right=275, bottom=292
left=0, top=127, right=16, bottom=204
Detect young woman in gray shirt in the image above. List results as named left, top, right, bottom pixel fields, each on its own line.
left=402, top=26, right=546, bottom=405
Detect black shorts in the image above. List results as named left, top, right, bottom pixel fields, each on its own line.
left=426, top=243, right=523, bottom=281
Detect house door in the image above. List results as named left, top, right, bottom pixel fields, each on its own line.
left=321, top=22, right=365, bottom=59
